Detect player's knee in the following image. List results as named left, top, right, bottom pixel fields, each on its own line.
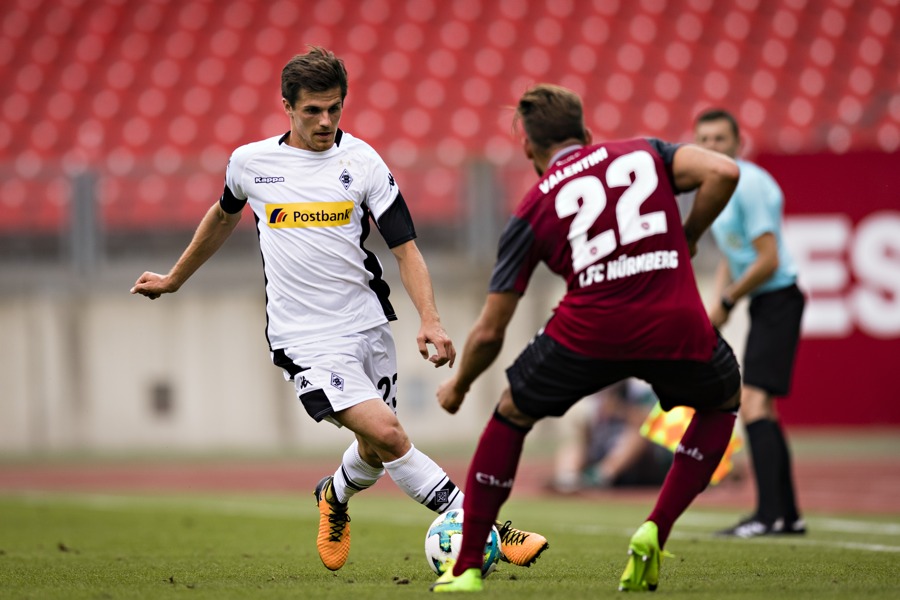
left=496, top=390, right=538, bottom=429
left=739, top=385, right=773, bottom=421
left=370, top=419, right=410, bottom=460
left=383, top=427, right=409, bottom=455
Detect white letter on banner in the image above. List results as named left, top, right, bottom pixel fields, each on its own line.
left=784, top=215, right=852, bottom=338
left=851, top=211, right=900, bottom=338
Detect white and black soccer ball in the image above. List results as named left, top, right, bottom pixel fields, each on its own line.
left=424, top=508, right=501, bottom=577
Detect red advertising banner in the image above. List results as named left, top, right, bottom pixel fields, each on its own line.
left=755, top=152, right=900, bottom=425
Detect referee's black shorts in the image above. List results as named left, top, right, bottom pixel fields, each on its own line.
left=743, top=284, right=805, bottom=397
left=506, top=331, right=741, bottom=420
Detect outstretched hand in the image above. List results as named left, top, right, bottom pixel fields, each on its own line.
left=417, top=322, right=456, bottom=368
left=130, top=272, right=176, bottom=300
left=436, top=378, right=466, bottom=414
left=708, top=304, right=730, bottom=329
left=686, top=239, right=698, bottom=258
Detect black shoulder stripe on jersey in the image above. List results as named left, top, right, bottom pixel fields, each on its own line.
left=645, top=137, right=682, bottom=192
left=251, top=211, right=277, bottom=351
left=645, top=137, right=681, bottom=165
left=489, top=216, right=534, bottom=293
left=376, top=191, right=417, bottom=249
left=360, top=202, right=398, bottom=321
left=219, top=184, right=246, bottom=214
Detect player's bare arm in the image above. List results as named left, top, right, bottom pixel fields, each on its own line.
left=709, top=233, right=779, bottom=327
left=672, top=144, right=740, bottom=255
left=727, top=232, right=779, bottom=301
left=437, top=292, right=519, bottom=414
left=390, top=239, right=456, bottom=368
left=131, top=202, right=242, bottom=299
left=708, top=258, right=733, bottom=328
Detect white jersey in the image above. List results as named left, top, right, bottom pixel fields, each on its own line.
left=222, top=130, right=415, bottom=350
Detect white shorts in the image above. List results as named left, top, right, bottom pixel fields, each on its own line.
left=272, top=323, right=398, bottom=427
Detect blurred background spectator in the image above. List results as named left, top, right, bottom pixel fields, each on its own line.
left=549, top=380, right=673, bottom=494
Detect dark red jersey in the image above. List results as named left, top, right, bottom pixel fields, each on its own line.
left=489, top=138, right=716, bottom=361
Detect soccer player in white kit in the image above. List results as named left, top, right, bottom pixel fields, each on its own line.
left=131, top=47, right=547, bottom=572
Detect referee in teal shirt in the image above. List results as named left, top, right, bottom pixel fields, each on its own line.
left=695, top=109, right=806, bottom=539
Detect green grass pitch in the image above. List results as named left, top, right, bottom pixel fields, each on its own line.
left=1, top=492, right=897, bottom=599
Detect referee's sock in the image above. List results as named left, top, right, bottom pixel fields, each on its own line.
left=745, top=418, right=783, bottom=524
left=773, top=420, right=801, bottom=523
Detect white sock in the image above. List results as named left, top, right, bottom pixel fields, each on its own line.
left=383, top=445, right=464, bottom=513
left=331, top=440, right=385, bottom=504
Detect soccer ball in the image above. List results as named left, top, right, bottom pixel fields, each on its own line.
left=424, top=508, right=501, bottom=577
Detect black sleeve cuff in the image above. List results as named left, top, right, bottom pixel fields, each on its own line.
left=219, top=184, right=246, bottom=214
left=376, top=192, right=417, bottom=248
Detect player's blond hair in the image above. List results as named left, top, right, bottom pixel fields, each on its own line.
left=514, top=84, right=587, bottom=153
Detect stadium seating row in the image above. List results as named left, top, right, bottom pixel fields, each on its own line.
left=1, top=0, right=897, bottom=231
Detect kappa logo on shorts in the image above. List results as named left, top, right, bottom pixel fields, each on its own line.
left=330, top=372, right=345, bottom=391
left=297, top=375, right=311, bottom=389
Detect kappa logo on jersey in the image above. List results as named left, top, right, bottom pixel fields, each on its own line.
left=339, top=169, right=353, bottom=190
left=266, top=201, right=354, bottom=228
left=388, top=172, right=395, bottom=188
left=330, top=372, right=345, bottom=391
left=255, top=176, right=284, bottom=184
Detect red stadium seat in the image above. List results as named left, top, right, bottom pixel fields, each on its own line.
left=2, top=0, right=898, bottom=231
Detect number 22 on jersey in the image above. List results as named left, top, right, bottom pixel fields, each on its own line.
left=555, top=150, right=667, bottom=273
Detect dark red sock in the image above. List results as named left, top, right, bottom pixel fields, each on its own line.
left=453, top=412, right=528, bottom=575
left=647, top=410, right=736, bottom=547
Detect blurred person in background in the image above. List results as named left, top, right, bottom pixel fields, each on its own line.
left=695, top=109, right=806, bottom=538
left=549, top=380, right=671, bottom=494
left=131, top=46, right=546, bottom=572
left=431, top=83, right=741, bottom=593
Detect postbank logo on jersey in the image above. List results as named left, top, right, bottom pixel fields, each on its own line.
left=266, top=201, right=354, bottom=228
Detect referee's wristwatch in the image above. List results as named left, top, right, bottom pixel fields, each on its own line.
left=720, top=294, right=736, bottom=312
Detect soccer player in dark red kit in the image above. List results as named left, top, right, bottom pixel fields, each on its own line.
left=430, top=84, right=742, bottom=593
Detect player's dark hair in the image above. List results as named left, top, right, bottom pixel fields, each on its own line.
left=514, top=84, right=587, bottom=153
left=282, top=46, right=348, bottom=106
left=695, top=108, right=740, bottom=138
